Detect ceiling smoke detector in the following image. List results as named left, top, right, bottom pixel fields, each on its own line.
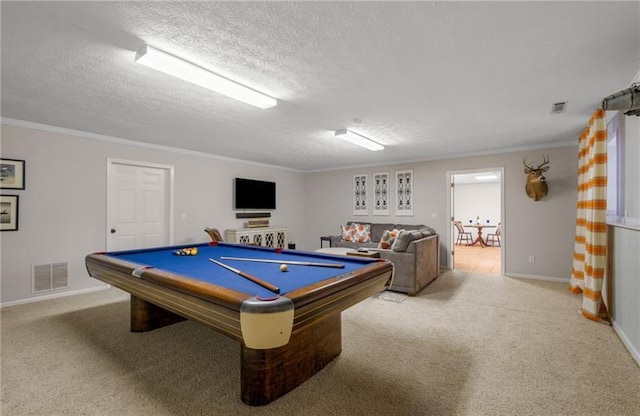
left=551, top=101, right=567, bottom=114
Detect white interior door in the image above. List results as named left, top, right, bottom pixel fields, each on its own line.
left=107, top=159, right=174, bottom=251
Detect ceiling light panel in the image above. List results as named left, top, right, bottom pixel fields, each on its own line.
left=135, top=45, right=277, bottom=109
left=334, top=129, right=384, bottom=151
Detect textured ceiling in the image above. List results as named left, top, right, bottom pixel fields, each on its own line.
left=1, top=1, right=639, bottom=171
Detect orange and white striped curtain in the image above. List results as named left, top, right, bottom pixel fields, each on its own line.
left=569, top=108, right=608, bottom=322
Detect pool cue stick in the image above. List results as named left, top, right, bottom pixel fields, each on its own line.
left=220, top=256, right=345, bottom=269
left=209, top=258, right=280, bottom=294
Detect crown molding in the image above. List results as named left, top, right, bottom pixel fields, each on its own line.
left=0, top=117, right=301, bottom=172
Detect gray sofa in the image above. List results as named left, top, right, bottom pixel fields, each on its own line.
left=328, top=222, right=440, bottom=295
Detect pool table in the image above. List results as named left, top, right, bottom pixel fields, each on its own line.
left=85, top=242, right=393, bottom=406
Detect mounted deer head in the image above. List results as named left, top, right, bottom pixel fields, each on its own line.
left=523, top=156, right=550, bottom=201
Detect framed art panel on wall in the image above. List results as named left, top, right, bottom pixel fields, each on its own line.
left=0, top=159, right=25, bottom=190
left=0, top=195, right=19, bottom=231
left=373, top=172, right=389, bottom=215
left=396, top=170, right=413, bottom=216
left=353, top=174, right=368, bottom=215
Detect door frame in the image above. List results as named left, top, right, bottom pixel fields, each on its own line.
left=445, top=167, right=505, bottom=274
left=106, top=158, right=175, bottom=250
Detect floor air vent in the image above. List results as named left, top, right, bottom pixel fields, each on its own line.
left=32, top=262, right=68, bottom=293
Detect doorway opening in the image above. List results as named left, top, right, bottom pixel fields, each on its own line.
left=446, top=168, right=504, bottom=275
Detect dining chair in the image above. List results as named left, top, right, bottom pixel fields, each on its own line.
left=486, top=222, right=501, bottom=246
left=454, top=221, right=473, bottom=245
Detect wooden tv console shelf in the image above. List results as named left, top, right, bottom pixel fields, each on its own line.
left=226, top=226, right=288, bottom=249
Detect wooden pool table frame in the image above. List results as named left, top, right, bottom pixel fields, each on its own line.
left=85, top=248, right=393, bottom=406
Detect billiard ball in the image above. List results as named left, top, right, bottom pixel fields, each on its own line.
left=173, top=247, right=198, bottom=256
left=280, top=264, right=288, bottom=272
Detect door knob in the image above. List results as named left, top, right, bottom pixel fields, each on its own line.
left=110, top=228, right=116, bottom=234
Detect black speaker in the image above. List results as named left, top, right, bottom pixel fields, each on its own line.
left=236, top=212, right=271, bottom=219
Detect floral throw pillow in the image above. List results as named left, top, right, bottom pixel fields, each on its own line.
left=350, top=223, right=372, bottom=243
left=341, top=224, right=354, bottom=241
left=378, top=229, right=401, bottom=249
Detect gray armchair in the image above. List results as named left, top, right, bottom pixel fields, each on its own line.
left=379, top=234, right=440, bottom=295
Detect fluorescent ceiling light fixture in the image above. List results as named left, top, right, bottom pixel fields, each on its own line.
left=474, top=174, right=498, bottom=180
left=135, top=45, right=277, bottom=109
left=334, top=129, right=384, bottom=151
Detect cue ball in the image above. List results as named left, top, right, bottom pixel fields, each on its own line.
left=280, top=264, right=288, bottom=272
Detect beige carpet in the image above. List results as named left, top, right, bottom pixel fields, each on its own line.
left=2, top=270, right=639, bottom=415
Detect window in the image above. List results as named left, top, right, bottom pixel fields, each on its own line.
left=606, top=112, right=624, bottom=218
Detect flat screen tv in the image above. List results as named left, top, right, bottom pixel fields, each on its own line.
left=234, top=178, right=276, bottom=210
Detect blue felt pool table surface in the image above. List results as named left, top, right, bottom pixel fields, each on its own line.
left=105, top=242, right=377, bottom=298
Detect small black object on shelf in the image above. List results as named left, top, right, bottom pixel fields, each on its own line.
left=236, top=212, right=271, bottom=219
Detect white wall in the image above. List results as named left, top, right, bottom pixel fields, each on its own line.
left=0, top=122, right=307, bottom=303
left=304, top=146, right=579, bottom=279
left=454, top=182, right=501, bottom=231
left=608, top=225, right=640, bottom=364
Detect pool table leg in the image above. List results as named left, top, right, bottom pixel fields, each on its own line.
left=240, top=313, right=342, bottom=406
left=130, top=295, right=186, bottom=332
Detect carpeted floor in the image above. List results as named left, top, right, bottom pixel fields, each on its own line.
left=2, top=270, right=639, bottom=415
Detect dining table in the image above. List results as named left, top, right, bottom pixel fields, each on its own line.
left=464, top=224, right=497, bottom=248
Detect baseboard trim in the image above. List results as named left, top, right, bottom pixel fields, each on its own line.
left=612, top=321, right=640, bottom=367
left=505, top=273, right=570, bottom=283
left=1, top=284, right=111, bottom=308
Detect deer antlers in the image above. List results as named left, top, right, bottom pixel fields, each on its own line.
left=523, top=155, right=549, bottom=170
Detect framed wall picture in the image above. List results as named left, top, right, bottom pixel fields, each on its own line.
left=0, top=195, right=19, bottom=231
left=353, top=174, right=368, bottom=215
left=0, top=158, right=25, bottom=190
left=373, top=172, right=389, bottom=215
left=396, top=170, right=414, bottom=216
